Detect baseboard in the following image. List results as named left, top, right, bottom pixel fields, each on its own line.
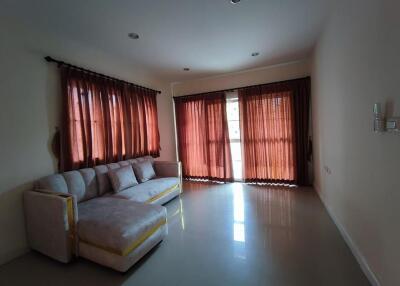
left=314, top=186, right=380, bottom=286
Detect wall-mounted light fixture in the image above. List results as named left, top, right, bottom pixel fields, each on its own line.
left=373, top=102, right=400, bottom=133
left=373, top=103, right=385, bottom=132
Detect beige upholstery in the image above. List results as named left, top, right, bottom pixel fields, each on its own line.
left=79, top=224, right=167, bottom=272
left=131, top=160, right=156, bottom=183
left=23, top=190, right=78, bottom=263
left=78, top=168, right=98, bottom=201
left=112, top=177, right=180, bottom=203
left=118, top=160, right=130, bottom=167
left=37, top=174, right=69, bottom=194
left=149, top=187, right=181, bottom=205
left=106, top=163, right=120, bottom=170
left=108, top=165, right=138, bottom=193
left=94, top=165, right=110, bottom=196
left=154, top=161, right=182, bottom=191
left=24, top=157, right=181, bottom=272
left=127, top=155, right=154, bottom=166
left=154, top=161, right=182, bottom=178
left=78, top=198, right=166, bottom=255
left=63, top=171, right=86, bottom=202
left=37, top=171, right=99, bottom=203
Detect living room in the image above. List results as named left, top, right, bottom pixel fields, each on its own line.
left=0, top=1, right=399, bottom=285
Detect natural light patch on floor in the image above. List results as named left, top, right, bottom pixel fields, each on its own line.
left=233, top=183, right=245, bottom=243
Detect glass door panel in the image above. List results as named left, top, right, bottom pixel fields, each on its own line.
left=226, top=92, right=242, bottom=181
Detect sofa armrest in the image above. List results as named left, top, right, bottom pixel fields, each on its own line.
left=154, top=161, right=182, bottom=179
left=23, top=190, right=78, bottom=263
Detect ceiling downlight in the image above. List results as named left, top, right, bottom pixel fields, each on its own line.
left=128, top=32, right=139, bottom=39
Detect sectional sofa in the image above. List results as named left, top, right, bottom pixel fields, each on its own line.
left=23, top=156, right=182, bottom=272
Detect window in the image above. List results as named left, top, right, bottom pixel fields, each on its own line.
left=226, top=91, right=242, bottom=181
left=61, top=67, right=160, bottom=171
left=174, top=93, right=233, bottom=181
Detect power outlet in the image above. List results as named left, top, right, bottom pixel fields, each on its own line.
left=386, top=117, right=400, bottom=132
left=324, top=165, right=332, bottom=175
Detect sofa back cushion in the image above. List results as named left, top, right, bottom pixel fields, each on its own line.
left=62, top=171, right=86, bottom=202
left=37, top=174, right=69, bottom=194
left=37, top=170, right=99, bottom=203
left=127, top=155, right=154, bottom=166
left=108, top=166, right=138, bottom=193
left=118, top=161, right=130, bottom=167
left=131, top=160, right=156, bottom=183
left=78, top=168, right=98, bottom=201
left=36, top=156, right=155, bottom=201
left=94, top=165, right=110, bottom=196
left=94, top=157, right=152, bottom=196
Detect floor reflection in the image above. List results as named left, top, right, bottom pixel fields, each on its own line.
left=179, top=197, right=185, bottom=230
left=233, top=183, right=246, bottom=260
left=166, top=196, right=185, bottom=230
left=251, top=186, right=297, bottom=250
left=233, top=183, right=245, bottom=242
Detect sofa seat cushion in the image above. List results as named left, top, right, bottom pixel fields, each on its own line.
left=78, top=197, right=166, bottom=256
left=111, top=177, right=180, bottom=203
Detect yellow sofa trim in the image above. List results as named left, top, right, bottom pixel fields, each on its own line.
left=146, top=184, right=180, bottom=204
left=79, top=218, right=167, bottom=257
left=66, top=196, right=77, bottom=256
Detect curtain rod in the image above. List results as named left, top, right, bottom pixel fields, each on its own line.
left=44, top=56, right=161, bottom=94
left=173, top=76, right=310, bottom=99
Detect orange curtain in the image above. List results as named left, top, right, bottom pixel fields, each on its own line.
left=238, top=78, right=310, bottom=185
left=174, top=92, right=233, bottom=182
left=59, top=67, right=160, bottom=171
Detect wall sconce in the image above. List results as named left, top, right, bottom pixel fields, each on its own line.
left=374, top=102, right=400, bottom=133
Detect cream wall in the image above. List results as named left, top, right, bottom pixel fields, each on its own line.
left=172, top=59, right=311, bottom=97
left=155, top=84, right=176, bottom=162
left=311, top=0, right=400, bottom=285
left=0, top=21, right=176, bottom=265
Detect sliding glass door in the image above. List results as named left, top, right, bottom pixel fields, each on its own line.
left=226, top=91, right=242, bottom=181
left=175, top=78, right=310, bottom=185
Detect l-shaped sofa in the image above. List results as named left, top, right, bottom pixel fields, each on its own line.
left=23, top=156, right=181, bottom=272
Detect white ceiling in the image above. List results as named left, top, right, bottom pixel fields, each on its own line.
left=2, top=0, right=331, bottom=83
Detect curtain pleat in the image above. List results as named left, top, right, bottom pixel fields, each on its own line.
left=239, top=77, right=310, bottom=185
left=59, top=67, right=160, bottom=171
left=174, top=92, right=233, bottom=182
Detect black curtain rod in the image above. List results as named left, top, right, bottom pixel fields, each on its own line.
left=173, top=76, right=310, bottom=99
left=44, top=56, right=161, bottom=94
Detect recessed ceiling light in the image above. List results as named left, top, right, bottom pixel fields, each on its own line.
left=183, top=68, right=190, bottom=71
left=128, top=32, right=139, bottom=39
left=231, top=0, right=241, bottom=4
left=251, top=52, right=260, bottom=57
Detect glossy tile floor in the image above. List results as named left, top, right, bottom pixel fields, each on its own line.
left=0, top=182, right=370, bottom=286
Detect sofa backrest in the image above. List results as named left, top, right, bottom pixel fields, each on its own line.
left=36, top=156, right=154, bottom=203
left=37, top=169, right=98, bottom=202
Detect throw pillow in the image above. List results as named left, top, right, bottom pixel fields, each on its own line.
left=108, top=165, right=138, bottom=193
left=131, top=160, right=156, bottom=183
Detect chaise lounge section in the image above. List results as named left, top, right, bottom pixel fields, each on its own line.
left=23, top=156, right=181, bottom=272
